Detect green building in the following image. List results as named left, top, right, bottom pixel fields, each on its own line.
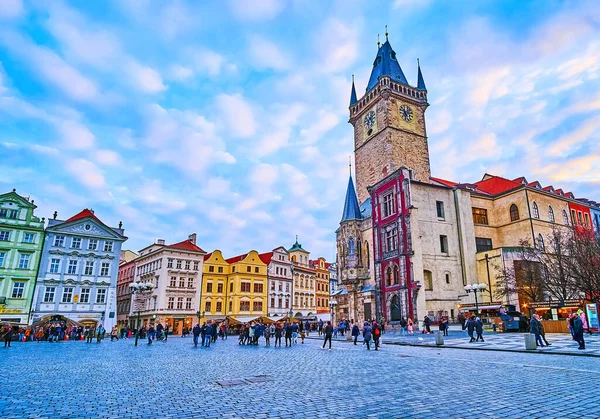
left=0, top=189, right=45, bottom=326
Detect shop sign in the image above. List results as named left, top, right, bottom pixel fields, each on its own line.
left=78, top=314, right=101, bottom=319
left=528, top=299, right=583, bottom=309
left=586, top=304, right=599, bottom=330
left=0, top=308, right=22, bottom=314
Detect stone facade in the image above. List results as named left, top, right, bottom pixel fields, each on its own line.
left=116, top=251, right=137, bottom=327
left=0, top=190, right=45, bottom=325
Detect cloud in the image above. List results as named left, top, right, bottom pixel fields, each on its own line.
left=547, top=116, right=600, bottom=157
left=125, top=60, right=167, bottom=93
left=0, top=0, right=23, bottom=19
left=167, top=64, right=194, bottom=82
left=54, top=119, right=95, bottom=149
left=93, top=149, right=122, bottom=166
left=66, top=158, right=106, bottom=188
left=300, top=110, right=339, bottom=144
left=228, top=0, right=286, bottom=21
left=215, top=93, right=257, bottom=138
left=248, top=36, right=291, bottom=71
left=467, top=66, right=511, bottom=106
left=314, top=19, right=359, bottom=74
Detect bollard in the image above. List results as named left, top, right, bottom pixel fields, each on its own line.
left=524, top=334, right=537, bottom=350
left=435, top=331, right=444, bottom=346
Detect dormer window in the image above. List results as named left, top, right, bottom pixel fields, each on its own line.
left=390, top=51, right=396, bottom=60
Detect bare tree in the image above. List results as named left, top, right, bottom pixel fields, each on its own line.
left=540, top=228, right=579, bottom=301
left=494, top=240, right=545, bottom=304
left=569, top=228, right=600, bottom=303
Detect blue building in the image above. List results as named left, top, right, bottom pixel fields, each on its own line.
left=591, top=205, right=600, bottom=234
left=31, top=209, right=126, bottom=331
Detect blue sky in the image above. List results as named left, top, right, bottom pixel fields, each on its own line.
left=1, top=0, right=599, bottom=260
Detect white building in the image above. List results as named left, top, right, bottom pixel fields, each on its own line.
left=262, top=246, right=293, bottom=317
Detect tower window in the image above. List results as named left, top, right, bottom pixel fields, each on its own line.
left=532, top=202, right=539, bottom=219
left=510, top=204, right=519, bottom=222
left=436, top=201, right=445, bottom=219
left=382, top=192, right=395, bottom=218
left=440, top=235, right=448, bottom=254
left=548, top=206, right=555, bottom=223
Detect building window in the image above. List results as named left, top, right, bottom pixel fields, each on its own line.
left=71, top=237, right=82, bottom=249
left=0, top=209, right=6, bottom=217
left=208, top=266, right=214, bottom=273
left=216, top=266, right=222, bottom=273
left=194, top=261, right=199, bottom=271
left=230, top=282, right=234, bottom=293
left=472, top=208, right=488, bottom=225
left=206, top=282, right=213, bottom=293
left=176, top=260, right=182, bottom=269
left=185, top=261, right=190, bottom=270
left=424, top=270, right=433, bottom=291
left=18, top=253, right=30, bottom=269
left=43, top=286, right=56, bottom=303
left=253, top=301, right=263, bottom=312
left=241, top=282, right=251, bottom=293
left=8, top=209, right=18, bottom=219
left=584, top=213, right=590, bottom=228
left=67, top=259, right=78, bottom=274
left=96, top=289, right=107, bottom=304
left=240, top=301, right=250, bottom=311
left=62, top=287, right=74, bottom=303
left=177, top=297, right=183, bottom=309
left=11, top=282, right=25, bottom=298
left=385, top=228, right=398, bottom=252
left=445, top=273, right=450, bottom=284
left=286, top=283, right=290, bottom=292
left=537, top=234, right=545, bottom=251
left=440, top=235, right=448, bottom=254
left=578, top=211, right=583, bottom=226
left=88, top=239, right=98, bottom=250
left=271, top=282, right=276, bottom=291
left=285, top=298, right=290, bottom=308
left=54, top=235, right=65, bottom=247
left=0, top=251, right=5, bottom=268
left=49, top=258, right=60, bottom=273
left=254, top=283, right=263, bottom=293
left=100, top=262, right=110, bottom=276
left=0, top=229, right=10, bottom=242
left=23, top=233, right=35, bottom=244
left=217, top=283, right=223, bottom=293
left=104, top=241, right=114, bottom=252
left=382, top=192, right=395, bottom=218
left=255, top=267, right=259, bottom=273
left=475, top=237, right=493, bottom=253
left=216, top=301, right=222, bottom=312
left=563, top=210, right=569, bottom=226
left=271, top=297, right=275, bottom=307
left=532, top=202, right=539, bottom=219
left=232, top=266, right=236, bottom=273
left=168, top=297, right=175, bottom=309
left=170, top=277, right=177, bottom=287
left=186, top=297, right=192, bottom=310
left=510, top=204, right=519, bottom=222
left=178, top=277, right=185, bottom=288
left=436, top=201, right=445, bottom=219
left=79, top=288, right=90, bottom=303
left=188, top=278, right=194, bottom=288
left=247, top=266, right=251, bottom=272
left=548, top=206, right=555, bottom=223
left=84, top=261, right=94, bottom=276
left=167, top=258, right=173, bottom=268
left=571, top=209, right=577, bottom=225
left=229, top=301, right=233, bottom=312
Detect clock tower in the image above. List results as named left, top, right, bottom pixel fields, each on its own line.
left=349, top=37, right=430, bottom=204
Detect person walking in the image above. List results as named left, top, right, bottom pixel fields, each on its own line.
left=466, top=316, right=476, bottom=342
left=248, top=323, right=255, bottom=345
left=339, top=321, right=346, bottom=337
left=322, top=321, right=333, bottom=350
left=275, top=323, right=283, bottom=347
left=203, top=322, right=212, bottom=347
left=475, top=317, right=484, bottom=342
left=146, top=324, right=155, bottom=345
left=372, top=321, right=382, bottom=351
left=264, top=324, right=271, bottom=347
left=211, top=322, right=218, bottom=343
left=423, top=315, right=432, bottom=334
left=291, top=322, right=299, bottom=344
left=192, top=323, right=201, bottom=347
left=529, top=314, right=544, bottom=347
left=407, top=318, right=414, bottom=335
left=362, top=322, right=372, bottom=350
left=96, top=323, right=105, bottom=344
left=538, top=318, right=551, bottom=346
left=573, top=313, right=585, bottom=350
left=318, top=320, right=324, bottom=336
left=2, top=324, right=12, bottom=347
left=284, top=322, right=293, bottom=347
left=110, top=326, right=119, bottom=342
left=440, top=317, right=449, bottom=336
left=86, top=327, right=93, bottom=343
left=400, top=318, right=408, bottom=336
left=351, top=323, right=360, bottom=345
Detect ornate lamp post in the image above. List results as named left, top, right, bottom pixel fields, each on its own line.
left=129, top=282, right=154, bottom=347
left=464, top=284, right=487, bottom=316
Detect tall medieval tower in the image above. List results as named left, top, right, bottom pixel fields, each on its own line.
left=349, top=36, right=431, bottom=204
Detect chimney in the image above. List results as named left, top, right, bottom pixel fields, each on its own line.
left=118, top=221, right=123, bottom=229
left=157, top=239, right=165, bottom=245
left=188, top=233, right=196, bottom=245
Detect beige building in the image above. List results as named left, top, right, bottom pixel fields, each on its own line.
left=289, top=239, right=317, bottom=318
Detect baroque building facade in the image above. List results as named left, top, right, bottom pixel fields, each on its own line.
left=31, top=209, right=126, bottom=331
left=116, top=250, right=138, bottom=327
left=0, top=190, right=45, bottom=326
left=289, top=239, right=317, bottom=318
left=263, top=246, right=293, bottom=317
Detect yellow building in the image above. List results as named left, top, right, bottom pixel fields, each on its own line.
left=311, top=257, right=331, bottom=319
left=225, top=250, right=268, bottom=317
left=201, top=250, right=230, bottom=321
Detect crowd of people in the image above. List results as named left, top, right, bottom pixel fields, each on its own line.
left=0, top=322, right=111, bottom=345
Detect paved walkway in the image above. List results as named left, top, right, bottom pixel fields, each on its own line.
left=307, top=328, right=600, bottom=357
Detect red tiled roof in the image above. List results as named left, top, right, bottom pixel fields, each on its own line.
left=225, top=253, right=248, bottom=264
left=258, top=252, right=273, bottom=265
left=203, top=252, right=213, bottom=261
left=474, top=176, right=521, bottom=195
left=431, top=177, right=457, bottom=188
left=65, top=208, right=102, bottom=224
left=168, top=239, right=205, bottom=253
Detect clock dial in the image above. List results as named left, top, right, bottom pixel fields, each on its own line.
left=399, top=105, right=414, bottom=122
left=363, top=110, right=376, bottom=130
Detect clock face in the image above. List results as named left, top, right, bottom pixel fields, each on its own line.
left=399, top=105, right=414, bottom=122
left=363, top=110, right=376, bottom=131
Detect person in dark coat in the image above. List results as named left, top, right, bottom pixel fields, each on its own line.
left=201, top=323, right=207, bottom=346
left=423, top=316, right=432, bottom=333
left=203, top=323, right=212, bottom=347
left=475, top=317, right=484, bottom=342
left=211, top=323, right=218, bottom=343
left=362, top=322, right=372, bottom=350
left=573, top=313, right=585, bottom=350
left=192, top=324, right=201, bottom=347
left=284, top=322, right=293, bottom=347
left=529, top=314, right=544, bottom=347
left=274, top=323, right=283, bottom=347
left=351, top=323, right=360, bottom=345
left=466, top=316, right=476, bottom=342
left=372, top=322, right=382, bottom=350
left=322, top=321, right=334, bottom=350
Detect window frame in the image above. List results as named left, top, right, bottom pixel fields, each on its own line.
left=472, top=207, right=489, bottom=225
left=11, top=282, right=25, bottom=298
left=436, top=201, right=445, bottom=219
left=509, top=204, right=519, bottom=222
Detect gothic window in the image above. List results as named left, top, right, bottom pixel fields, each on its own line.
left=510, top=204, right=519, bottom=222
left=357, top=240, right=362, bottom=266
left=385, top=228, right=398, bottom=252
left=348, top=238, right=355, bottom=255
left=386, top=267, right=393, bottom=287
left=393, top=265, right=400, bottom=285
left=382, top=192, right=395, bottom=218
left=532, top=202, right=539, bottom=219
left=365, top=242, right=370, bottom=267
left=548, top=206, right=555, bottom=223
left=563, top=210, right=569, bottom=226
left=424, top=270, right=433, bottom=291
left=537, top=234, right=545, bottom=251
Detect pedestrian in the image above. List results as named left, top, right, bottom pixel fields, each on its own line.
left=304, top=320, right=310, bottom=336
left=284, top=322, right=293, bottom=347
left=579, top=309, right=593, bottom=336
left=110, top=326, right=119, bottom=342
left=475, top=317, right=484, bottom=342
left=567, top=314, right=575, bottom=339
left=211, top=322, right=218, bottom=343
left=466, top=316, right=475, bottom=342
left=362, top=322, right=372, bottom=350
left=399, top=318, right=407, bottom=336
left=86, top=327, right=93, bottom=343
left=322, top=321, right=333, bottom=350
left=339, top=321, right=346, bottom=336
left=96, top=323, right=105, bottom=344
left=351, top=322, right=360, bottom=345
left=192, top=323, right=201, bottom=347
left=407, top=318, right=414, bottom=335
left=573, top=313, right=585, bottom=350
left=203, top=322, right=212, bottom=347
left=538, top=318, right=551, bottom=346
left=156, top=322, right=164, bottom=341
left=291, top=321, right=299, bottom=344
left=2, top=324, right=12, bottom=347
left=264, top=324, right=271, bottom=347
left=372, top=321, right=382, bottom=350
left=529, top=314, right=544, bottom=347
left=440, top=317, right=449, bottom=336
left=248, top=322, right=255, bottom=345
left=423, top=315, right=432, bottom=334
left=164, top=324, right=169, bottom=341
left=146, top=324, right=155, bottom=345
left=275, top=323, right=283, bottom=347
left=318, top=319, right=324, bottom=336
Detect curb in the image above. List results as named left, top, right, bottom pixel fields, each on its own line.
left=305, top=336, right=600, bottom=358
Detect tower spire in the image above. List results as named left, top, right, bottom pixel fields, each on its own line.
left=349, top=156, right=352, bottom=175
left=385, top=25, right=388, bottom=41
left=377, top=34, right=380, bottom=48
left=417, top=58, right=427, bottom=91
left=340, top=173, right=362, bottom=222
left=350, top=74, right=357, bottom=106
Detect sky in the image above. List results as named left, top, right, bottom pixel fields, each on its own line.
left=1, top=0, right=599, bottom=261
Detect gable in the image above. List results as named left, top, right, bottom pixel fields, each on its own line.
left=49, top=219, right=125, bottom=241
left=0, top=191, right=35, bottom=209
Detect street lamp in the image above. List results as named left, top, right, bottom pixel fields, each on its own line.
left=464, top=283, right=487, bottom=316
left=129, top=282, right=154, bottom=347
left=329, top=300, right=337, bottom=326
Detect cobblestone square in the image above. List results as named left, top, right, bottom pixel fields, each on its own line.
left=1, top=336, right=599, bottom=418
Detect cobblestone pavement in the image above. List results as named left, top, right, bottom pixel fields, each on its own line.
left=316, top=328, right=600, bottom=357
left=2, top=337, right=600, bottom=419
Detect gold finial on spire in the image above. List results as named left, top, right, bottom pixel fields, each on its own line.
left=377, top=34, right=380, bottom=48
left=385, top=25, right=388, bottom=41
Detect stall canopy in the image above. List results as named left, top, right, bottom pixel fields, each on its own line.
left=227, top=315, right=261, bottom=325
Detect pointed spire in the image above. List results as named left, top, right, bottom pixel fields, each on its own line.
left=377, top=34, right=380, bottom=48
left=341, top=174, right=362, bottom=222
left=385, top=25, right=388, bottom=41
left=350, top=75, right=357, bottom=106
left=417, top=58, right=427, bottom=91
left=366, top=36, right=408, bottom=92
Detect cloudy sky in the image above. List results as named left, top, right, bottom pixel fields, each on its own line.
left=1, top=0, right=599, bottom=260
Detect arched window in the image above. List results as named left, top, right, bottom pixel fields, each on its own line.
left=386, top=267, right=393, bottom=287
left=532, top=202, right=539, bottom=219
left=348, top=237, right=355, bottom=255
left=563, top=210, right=569, bottom=226
left=364, top=242, right=370, bottom=267
left=510, top=204, right=519, bottom=222
left=548, top=206, right=555, bottom=223
left=357, top=240, right=362, bottom=266
left=393, top=265, right=400, bottom=284
left=424, top=270, right=433, bottom=291
left=537, top=234, right=545, bottom=251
